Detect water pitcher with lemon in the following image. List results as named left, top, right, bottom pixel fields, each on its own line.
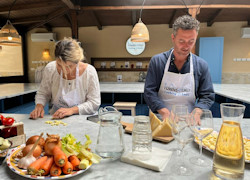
left=213, top=103, right=246, bottom=179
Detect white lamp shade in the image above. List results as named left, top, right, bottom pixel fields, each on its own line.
left=0, top=20, right=21, bottom=46
left=131, top=18, right=149, bottom=42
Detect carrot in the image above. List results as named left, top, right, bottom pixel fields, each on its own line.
left=27, top=156, right=48, bottom=175
left=68, top=155, right=80, bottom=170
left=50, top=163, right=62, bottom=176
left=38, top=156, right=54, bottom=176
left=53, top=145, right=68, bottom=167
left=62, top=161, right=73, bottom=174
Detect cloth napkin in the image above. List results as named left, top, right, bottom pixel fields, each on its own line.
left=121, top=147, right=172, bottom=172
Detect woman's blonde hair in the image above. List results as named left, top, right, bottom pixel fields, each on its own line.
left=55, top=37, right=84, bottom=64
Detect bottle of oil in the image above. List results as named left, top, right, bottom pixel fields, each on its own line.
left=213, top=103, right=246, bottom=179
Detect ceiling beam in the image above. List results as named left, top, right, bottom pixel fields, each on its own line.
left=90, top=11, right=102, bottom=30
left=0, top=0, right=64, bottom=15
left=11, top=16, right=47, bottom=25
left=61, top=0, right=75, bottom=9
left=207, top=9, right=223, bottom=27
left=80, top=4, right=250, bottom=11
left=27, top=8, right=69, bottom=31
left=44, top=24, right=52, bottom=32
left=132, top=10, right=137, bottom=26
left=168, top=9, right=177, bottom=28
left=64, top=13, right=72, bottom=25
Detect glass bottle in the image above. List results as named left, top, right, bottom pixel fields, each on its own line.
left=213, top=103, right=246, bottom=179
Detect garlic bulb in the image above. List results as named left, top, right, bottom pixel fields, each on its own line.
left=18, top=155, right=36, bottom=169
left=17, top=132, right=44, bottom=169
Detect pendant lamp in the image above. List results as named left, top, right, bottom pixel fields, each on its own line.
left=0, top=0, right=21, bottom=46
left=131, top=0, right=149, bottom=42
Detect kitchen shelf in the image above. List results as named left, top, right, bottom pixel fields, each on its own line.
left=91, top=57, right=151, bottom=62
left=91, top=57, right=150, bottom=72
left=96, top=68, right=147, bottom=71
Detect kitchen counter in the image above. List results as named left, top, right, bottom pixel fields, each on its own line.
left=100, top=82, right=144, bottom=93
left=0, top=83, right=40, bottom=100
left=0, top=113, right=250, bottom=180
left=1, top=82, right=250, bottom=103
left=213, top=84, right=250, bottom=104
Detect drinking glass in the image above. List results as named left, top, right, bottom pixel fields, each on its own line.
left=168, top=104, right=189, bottom=155
left=171, top=110, right=194, bottom=175
left=132, top=116, right=152, bottom=160
left=189, top=109, right=214, bottom=167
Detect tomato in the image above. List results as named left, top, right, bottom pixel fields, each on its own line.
left=2, top=117, right=15, bottom=126
left=0, top=114, right=5, bottom=121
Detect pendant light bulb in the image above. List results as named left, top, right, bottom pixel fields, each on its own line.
left=131, top=18, right=149, bottom=42
left=130, top=0, right=149, bottom=42
left=0, top=0, right=21, bottom=46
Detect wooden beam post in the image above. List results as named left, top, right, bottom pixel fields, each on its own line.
left=188, top=8, right=200, bottom=18
left=188, top=8, right=200, bottom=54
left=70, top=10, right=78, bottom=39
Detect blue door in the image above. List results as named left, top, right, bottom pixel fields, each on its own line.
left=198, top=37, right=224, bottom=83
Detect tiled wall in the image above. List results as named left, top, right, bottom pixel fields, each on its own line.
left=222, top=73, right=250, bottom=84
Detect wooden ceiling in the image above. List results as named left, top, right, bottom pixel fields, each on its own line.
left=1, top=0, right=250, bottom=35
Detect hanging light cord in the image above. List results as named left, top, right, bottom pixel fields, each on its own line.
left=7, top=0, right=17, bottom=20
left=181, top=0, right=188, bottom=14
left=139, top=0, right=146, bottom=19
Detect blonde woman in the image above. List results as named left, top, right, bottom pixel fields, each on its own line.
left=30, top=37, right=101, bottom=119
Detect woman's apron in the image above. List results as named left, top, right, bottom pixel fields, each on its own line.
left=50, top=64, right=82, bottom=114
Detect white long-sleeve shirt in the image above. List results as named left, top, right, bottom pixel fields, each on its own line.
left=35, top=61, right=101, bottom=115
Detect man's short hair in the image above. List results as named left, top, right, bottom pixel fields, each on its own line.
left=173, top=15, right=200, bottom=36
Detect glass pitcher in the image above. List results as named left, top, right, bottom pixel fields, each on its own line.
left=213, top=103, right=246, bottom=179
left=95, top=106, right=124, bottom=160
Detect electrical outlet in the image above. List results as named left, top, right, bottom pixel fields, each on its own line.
left=117, top=75, right=122, bottom=82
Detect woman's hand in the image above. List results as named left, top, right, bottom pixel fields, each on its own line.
left=30, top=104, right=44, bottom=119
left=52, top=107, right=79, bottom=119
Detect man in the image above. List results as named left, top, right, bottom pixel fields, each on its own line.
left=144, top=15, right=215, bottom=121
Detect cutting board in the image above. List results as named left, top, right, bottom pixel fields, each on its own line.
left=121, top=121, right=174, bottom=143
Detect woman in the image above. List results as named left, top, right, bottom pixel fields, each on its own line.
left=30, top=37, right=101, bottom=119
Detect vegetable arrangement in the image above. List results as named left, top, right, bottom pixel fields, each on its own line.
left=16, top=133, right=101, bottom=177
left=0, top=114, right=15, bottom=126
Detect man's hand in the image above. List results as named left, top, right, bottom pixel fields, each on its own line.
left=157, top=108, right=170, bottom=122
left=191, top=108, right=203, bottom=125
left=52, top=106, right=78, bottom=119
left=30, top=104, right=44, bottom=119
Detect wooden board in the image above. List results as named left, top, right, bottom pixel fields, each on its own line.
left=121, top=121, right=174, bottom=143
